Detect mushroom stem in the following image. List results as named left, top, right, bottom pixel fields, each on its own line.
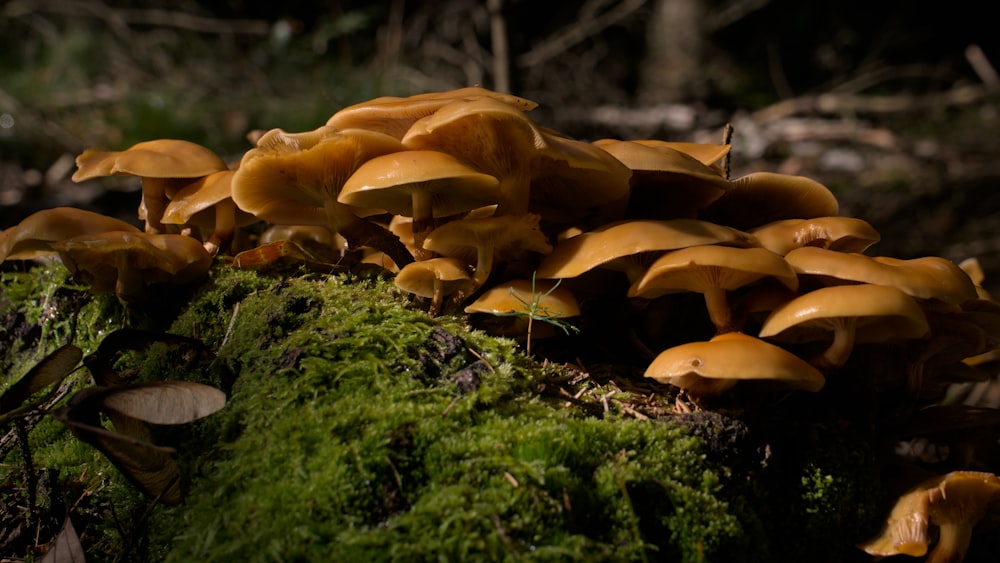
left=114, top=256, right=145, bottom=304
left=204, top=199, right=237, bottom=256
left=472, top=248, right=496, bottom=289
left=410, top=187, right=434, bottom=253
left=141, top=178, right=170, bottom=234
left=428, top=279, right=445, bottom=317
left=814, top=318, right=857, bottom=371
left=928, top=523, right=973, bottom=563
left=703, top=288, right=734, bottom=333
left=325, top=200, right=414, bottom=268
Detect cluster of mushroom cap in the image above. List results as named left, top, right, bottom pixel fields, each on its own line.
left=3, top=86, right=1000, bottom=559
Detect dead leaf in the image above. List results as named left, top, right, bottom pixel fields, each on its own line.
left=1, top=344, right=82, bottom=415
left=40, top=516, right=86, bottom=563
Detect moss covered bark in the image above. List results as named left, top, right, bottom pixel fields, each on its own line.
left=1, top=262, right=883, bottom=562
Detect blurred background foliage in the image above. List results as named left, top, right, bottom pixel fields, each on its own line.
left=1, top=0, right=999, bottom=287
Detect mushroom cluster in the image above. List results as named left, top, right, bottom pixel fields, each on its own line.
left=3, top=86, right=1000, bottom=560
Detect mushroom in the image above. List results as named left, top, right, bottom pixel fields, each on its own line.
left=536, top=218, right=758, bottom=285
left=524, top=131, right=633, bottom=229
left=230, top=127, right=415, bottom=268
left=72, top=139, right=229, bottom=235
left=326, top=87, right=537, bottom=139
left=748, top=216, right=881, bottom=256
left=51, top=231, right=213, bottom=303
left=338, top=150, right=501, bottom=257
left=463, top=277, right=581, bottom=345
left=628, top=139, right=732, bottom=174
left=858, top=470, right=1000, bottom=563
left=592, top=139, right=732, bottom=220
left=257, top=224, right=349, bottom=263
left=628, top=245, right=799, bottom=334
left=758, top=284, right=930, bottom=372
left=959, top=257, right=994, bottom=301
left=401, top=97, right=549, bottom=216
left=698, top=171, right=840, bottom=231
left=644, top=331, right=825, bottom=398
left=394, top=257, right=476, bottom=316
left=0, top=207, right=140, bottom=262
left=784, top=247, right=979, bottom=306
left=422, top=213, right=553, bottom=290
left=160, top=169, right=258, bottom=255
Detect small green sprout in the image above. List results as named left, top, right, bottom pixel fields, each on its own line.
left=496, top=272, right=580, bottom=356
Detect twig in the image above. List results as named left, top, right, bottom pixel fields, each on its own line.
left=752, top=84, right=993, bottom=123
left=487, top=0, right=511, bottom=93
left=966, top=44, right=1000, bottom=89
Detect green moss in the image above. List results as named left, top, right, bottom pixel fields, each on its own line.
left=2, top=263, right=886, bottom=562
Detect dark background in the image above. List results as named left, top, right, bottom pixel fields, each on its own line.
left=2, top=0, right=998, bottom=291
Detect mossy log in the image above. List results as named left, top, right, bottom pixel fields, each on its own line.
left=1, top=261, right=883, bottom=562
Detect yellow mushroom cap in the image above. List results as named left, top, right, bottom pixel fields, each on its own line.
left=326, top=87, right=537, bottom=139
left=423, top=213, right=553, bottom=288
left=628, top=245, right=798, bottom=299
left=749, top=216, right=881, bottom=256
left=859, top=471, right=1000, bottom=561
left=395, top=257, right=475, bottom=300
left=0, top=207, right=140, bottom=262
left=644, top=331, right=825, bottom=396
left=537, top=219, right=757, bottom=283
left=338, top=150, right=500, bottom=218
left=72, top=139, right=228, bottom=182
left=699, top=171, right=840, bottom=230
left=784, top=247, right=978, bottom=305
left=592, top=139, right=731, bottom=219
left=51, top=231, right=212, bottom=302
left=759, top=284, right=930, bottom=344
left=463, top=278, right=581, bottom=318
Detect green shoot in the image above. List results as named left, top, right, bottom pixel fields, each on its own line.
left=497, top=272, right=580, bottom=356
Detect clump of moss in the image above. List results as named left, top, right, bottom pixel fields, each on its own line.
left=1, top=264, right=887, bottom=562
left=125, top=267, right=750, bottom=562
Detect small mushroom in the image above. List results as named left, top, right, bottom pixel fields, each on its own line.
left=401, top=97, right=549, bottom=216
left=326, top=87, right=537, bottom=139
left=161, top=169, right=258, bottom=255
left=644, top=331, right=825, bottom=398
left=72, top=139, right=229, bottom=235
left=463, top=277, right=581, bottom=342
left=257, top=224, right=349, bottom=263
left=51, top=231, right=212, bottom=303
left=0, top=207, right=140, bottom=262
left=422, top=213, right=553, bottom=290
left=698, top=171, right=840, bottom=231
left=749, top=216, right=881, bottom=256
left=628, top=245, right=798, bottom=334
left=758, top=284, right=930, bottom=372
left=784, top=247, right=979, bottom=306
left=593, top=139, right=732, bottom=219
left=537, top=219, right=758, bottom=285
left=231, top=127, right=414, bottom=268
left=858, top=470, right=1000, bottom=562
left=338, top=150, right=501, bottom=256
left=394, top=257, right=475, bottom=316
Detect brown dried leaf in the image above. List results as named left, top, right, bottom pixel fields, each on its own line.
left=0, top=344, right=82, bottom=415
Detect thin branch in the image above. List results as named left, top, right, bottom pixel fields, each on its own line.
left=488, top=0, right=511, bottom=93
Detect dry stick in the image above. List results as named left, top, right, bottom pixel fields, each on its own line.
left=752, top=84, right=993, bottom=123
left=722, top=122, right=734, bottom=180
left=966, top=44, right=1000, bottom=89
left=488, top=0, right=511, bottom=93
